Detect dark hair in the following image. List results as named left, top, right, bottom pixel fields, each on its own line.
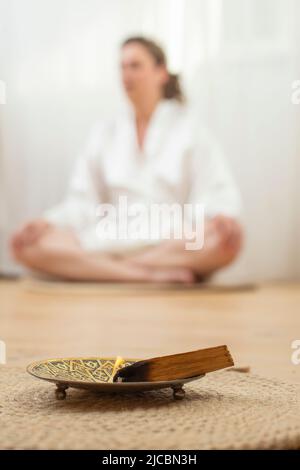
left=122, top=36, right=185, bottom=103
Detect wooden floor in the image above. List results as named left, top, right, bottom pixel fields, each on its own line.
left=1, top=278, right=300, bottom=383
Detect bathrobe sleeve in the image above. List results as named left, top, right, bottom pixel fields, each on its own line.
left=43, top=121, right=107, bottom=231
left=188, top=127, right=242, bottom=219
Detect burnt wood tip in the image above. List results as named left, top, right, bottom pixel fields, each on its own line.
left=113, top=345, right=234, bottom=383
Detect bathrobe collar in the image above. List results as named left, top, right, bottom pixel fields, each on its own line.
left=125, top=98, right=180, bottom=159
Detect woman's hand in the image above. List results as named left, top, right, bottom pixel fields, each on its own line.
left=209, top=215, right=243, bottom=255
left=10, top=219, right=52, bottom=257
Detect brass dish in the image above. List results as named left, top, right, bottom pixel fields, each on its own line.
left=27, top=357, right=205, bottom=400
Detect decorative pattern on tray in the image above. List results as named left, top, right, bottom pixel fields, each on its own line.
left=29, top=358, right=135, bottom=383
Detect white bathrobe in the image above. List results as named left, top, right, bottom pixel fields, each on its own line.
left=44, top=99, right=241, bottom=252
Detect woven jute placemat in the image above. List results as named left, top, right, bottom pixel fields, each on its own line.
left=1, top=366, right=299, bottom=450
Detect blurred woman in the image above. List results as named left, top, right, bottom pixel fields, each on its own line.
left=10, top=36, right=243, bottom=283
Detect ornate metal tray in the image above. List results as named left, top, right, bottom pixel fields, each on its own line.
left=27, top=357, right=205, bottom=400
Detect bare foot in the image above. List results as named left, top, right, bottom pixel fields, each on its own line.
left=128, top=216, right=243, bottom=275
left=146, top=266, right=195, bottom=284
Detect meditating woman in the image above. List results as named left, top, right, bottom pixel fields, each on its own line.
left=10, top=36, right=243, bottom=283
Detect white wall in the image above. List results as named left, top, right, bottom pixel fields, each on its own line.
left=193, top=57, right=299, bottom=283
left=292, top=0, right=300, bottom=279
left=0, top=0, right=299, bottom=281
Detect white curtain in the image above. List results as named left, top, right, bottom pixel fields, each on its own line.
left=0, top=0, right=299, bottom=281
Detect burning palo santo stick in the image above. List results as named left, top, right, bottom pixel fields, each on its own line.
left=113, top=346, right=234, bottom=383
left=109, top=356, right=126, bottom=382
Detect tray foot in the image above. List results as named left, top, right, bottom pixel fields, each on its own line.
left=55, top=383, right=68, bottom=400
left=172, top=385, right=185, bottom=400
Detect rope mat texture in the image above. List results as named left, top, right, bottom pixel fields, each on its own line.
left=1, top=366, right=300, bottom=450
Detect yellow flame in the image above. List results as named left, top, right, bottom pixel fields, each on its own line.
left=109, top=356, right=125, bottom=382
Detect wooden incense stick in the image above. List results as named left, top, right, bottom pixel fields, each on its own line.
left=113, top=345, right=234, bottom=383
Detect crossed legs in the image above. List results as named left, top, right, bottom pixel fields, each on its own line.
left=10, top=216, right=243, bottom=283
left=10, top=220, right=193, bottom=283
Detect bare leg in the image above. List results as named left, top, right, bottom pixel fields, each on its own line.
left=10, top=223, right=194, bottom=283
left=129, top=216, right=243, bottom=277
